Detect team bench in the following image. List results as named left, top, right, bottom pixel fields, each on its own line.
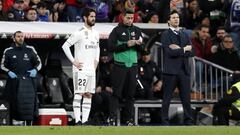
left=133, top=99, right=217, bottom=125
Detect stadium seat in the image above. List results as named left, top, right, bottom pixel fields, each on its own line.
left=41, top=59, right=73, bottom=110
left=0, top=74, right=7, bottom=100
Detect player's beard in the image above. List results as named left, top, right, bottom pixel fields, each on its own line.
left=15, top=39, right=24, bottom=47
left=87, top=19, right=95, bottom=27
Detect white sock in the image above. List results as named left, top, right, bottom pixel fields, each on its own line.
left=81, top=97, right=92, bottom=123
left=73, top=94, right=82, bottom=123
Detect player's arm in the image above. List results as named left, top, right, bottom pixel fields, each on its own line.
left=62, top=42, right=83, bottom=69
left=62, top=41, right=74, bottom=63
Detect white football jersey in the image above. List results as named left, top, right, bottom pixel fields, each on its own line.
left=63, top=25, right=100, bottom=72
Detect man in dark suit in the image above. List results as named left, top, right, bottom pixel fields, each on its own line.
left=161, top=10, right=194, bottom=125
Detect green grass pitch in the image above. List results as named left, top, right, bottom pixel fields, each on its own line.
left=1, top=126, right=240, bottom=135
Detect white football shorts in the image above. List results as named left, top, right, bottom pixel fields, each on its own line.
left=73, top=71, right=96, bottom=94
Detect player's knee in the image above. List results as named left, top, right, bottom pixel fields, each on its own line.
left=83, top=97, right=92, bottom=103
left=74, top=93, right=82, bottom=99
left=73, top=94, right=82, bottom=107
left=83, top=92, right=92, bottom=98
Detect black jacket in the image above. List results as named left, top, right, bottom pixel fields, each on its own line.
left=1, top=43, right=42, bottom=121
left=161, top=29, right=194, bottom=75
left=1, top=43, right=42, bottom=75
left=108, top=23, right=144, bottom=67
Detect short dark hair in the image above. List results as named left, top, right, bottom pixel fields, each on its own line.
left=223, top=34, right=232, bottom=40
left=81, top=8, right=96, bottom=21
left=197, top=24, right=209, bottom=31
left=122, top=8, right=135, bottom=16
left=167, top=10, right=180, bottom=20
left=37, top=2, right=47, bottom=9
left=26, top=8, right=37, bottom=14
left=13, top=31, right=23, bottom=38
left=216, top=26, right=226, bottom=32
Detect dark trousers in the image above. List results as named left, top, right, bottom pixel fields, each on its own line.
left=161, top=73, right=193, bottom=125
left=90, top=91, right=111, bottom=124
left=109, top=64, right=137, bottom=122
left=213, top=104, right=240, bottom=125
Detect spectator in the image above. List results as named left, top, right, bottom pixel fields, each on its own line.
left=22, top=0, right=30, bottom=10
left=62, top=8, right=100, bottom=125
left=7, top=0, right=25, bottom=21
left=211, top=26, right=227, bottom=53
left=1, top=31, right=42, bottom=125
left=191, top=24, right=213, bottom=60
left=161, top=10, right=194, bottom=125
left=136, top=49, right=161, bottom=100
left=191, top=24, right=213, bottom=91
left=157, top=0, right=170, bottom=23
left=87, top=0, right=110, bottom=22
left=182, top=0, right=205, bottom=30
left=211, top=34, right=240, bottom=72
left=29, top=0, right=40, bottom=9
left=54, top=1, right=68, bottom=22
left=114, top=0, right=142, bottom=23
left=198, top=0, right=227, bottom=35
left=211, top=34, right=240, bottom=90
left=108, top=0, right=124, bottom=22
left=146, top=12, right=159, bottom=23
left=108, top=9, right=144, bottom=126
left=230, top=0, right=240, bottom=31
left=0, top=0, right=7, bottom=21
left=65, top=0, right=86, bottom=22
left=212, top=73, right=240, bottom=125
left=24, top=7, right=38, bottom=21
left=36, top=2, right=49, bottom=22
left=2, top=0, right=14, bottom=12
left=136, top=0, right=158, bottom=23
left=200, top=15, right=211, bottom=27
left=170, top=0, right=184, bottom=14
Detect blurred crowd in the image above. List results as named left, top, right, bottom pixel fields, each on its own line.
left=1, top=0, right=239, bottom=49
left=0, top=0, right=234, bottom=27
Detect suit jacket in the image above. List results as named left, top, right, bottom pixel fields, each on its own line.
left=161, top=29, right=194, bottom=75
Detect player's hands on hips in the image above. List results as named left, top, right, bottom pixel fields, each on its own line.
left=73, top=60, right=83, bottom=70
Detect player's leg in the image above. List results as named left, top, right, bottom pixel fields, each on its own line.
left=73, top=71, right=84, bottom=124
left=81, top=75, right=95, bottom=124
left=73, top=93, right=82, bottom=124
left=82, top=93, right=92, bottom=123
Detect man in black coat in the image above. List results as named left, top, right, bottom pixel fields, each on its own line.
left=1, top=31, right=42, bottom=125
left=161, top=10, right=194, bottom=125
left=136, top=49, right=162, bottom=100
left=212, top=74, right=240, bottom=125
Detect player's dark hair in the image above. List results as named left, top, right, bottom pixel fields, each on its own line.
left=13, top=31, right=23, bottom=38
left=82, top=8, right=96, bottom=21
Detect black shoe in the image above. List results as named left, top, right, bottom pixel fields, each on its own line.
left=212, top=116, right=218, bottom=125
left=184, top=119, right=194, bottom=126
left=75, top=121, right=82, bottom=126
left=126, top=119, right=135, bottom=126
left=82, top=121, right=91, bottom=126
left=108, top=119, right=116, bottom=126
